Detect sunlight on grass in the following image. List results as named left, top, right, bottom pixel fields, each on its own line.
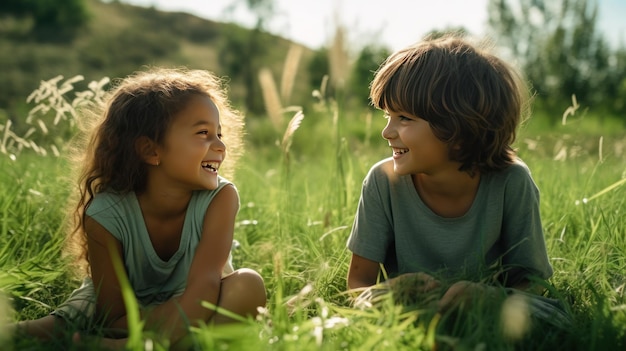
left=0, top=292, right=14, bottom=343
left=1, top=57, right=625, bottom=350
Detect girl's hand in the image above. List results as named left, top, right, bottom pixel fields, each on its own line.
left=437, top=281, right=500, bottom=312
left=73, top=332, right=127, bottom=351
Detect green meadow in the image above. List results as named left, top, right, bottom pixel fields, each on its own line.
left=1, top=77, right=625, bottom=350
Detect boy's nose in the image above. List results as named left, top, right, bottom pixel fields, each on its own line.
left=382, top=120, right=396, bottom=140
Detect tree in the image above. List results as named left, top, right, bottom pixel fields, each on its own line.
left=308, top=47, right=330, bottom=94
left=349, top=44, right=390, bottom=107
left=0, top=0, right=89, bottom=40
left=487, top=0, right=622, bottom=121
left=609, top=47, right=626, bottom=114
left=219, top=0, right=276, bottom=114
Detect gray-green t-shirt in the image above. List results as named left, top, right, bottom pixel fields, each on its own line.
left=86, top=176, right=234, bottom=306
left=347, top=158, right=553, bottom=284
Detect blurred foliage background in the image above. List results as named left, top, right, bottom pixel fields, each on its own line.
left=1, top=2, right=625, bottom=349
left=0, top=0, right=625, bottom=139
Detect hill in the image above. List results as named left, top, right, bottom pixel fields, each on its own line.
left=0, top=0, right=316, bottom=121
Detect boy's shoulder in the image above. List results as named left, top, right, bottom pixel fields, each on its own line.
left=501, top=158, right=532, bottom=177
left=370, top=157, right=394, bottom=172
left=366, top=157, right=399, bottom=181
left=486, top=158, right=536, bottom=190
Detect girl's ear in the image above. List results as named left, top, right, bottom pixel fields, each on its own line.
left=448, top=141, right=462, bottom=161
left=135, top=136, right=160, bottom=166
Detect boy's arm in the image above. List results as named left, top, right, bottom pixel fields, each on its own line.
left=348, top=254, right=441, bottom=303
left=347, top=254, right=381, bottom=290
left=501, top=164, right=553, bottom=283
left=507, top=272, right=546, bottom=295
left=437, top=274, right=545, bottom=312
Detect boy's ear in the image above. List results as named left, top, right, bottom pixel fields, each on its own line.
left=135, top=136, right=159, bottom=166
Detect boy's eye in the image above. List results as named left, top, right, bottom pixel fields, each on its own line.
left=384, top=112, right=412, bottom=121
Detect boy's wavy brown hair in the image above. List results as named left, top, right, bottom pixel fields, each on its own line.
left=370, top=34, right=531, bottom=175
left=65, top=67, right=245, bottom=276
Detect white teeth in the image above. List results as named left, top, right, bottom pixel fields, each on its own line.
left=201, top=161, right=219, bottom=171
left=393, top=148, right=409, bottom=155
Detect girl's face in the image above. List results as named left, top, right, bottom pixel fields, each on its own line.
left=157, top=94, right=225, bottom=191
left=381, top=110, right=455, bottom=176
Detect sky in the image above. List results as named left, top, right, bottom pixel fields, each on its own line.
left=123, top=0, right=625, bottom=51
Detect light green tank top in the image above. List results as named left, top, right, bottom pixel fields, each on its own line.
left=86, top=177, right=235, bottom=306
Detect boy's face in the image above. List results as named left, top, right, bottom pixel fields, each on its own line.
left=382, top=110, right=455, bottom=176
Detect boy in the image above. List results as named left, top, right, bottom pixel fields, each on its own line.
left=346, top=35, right=553, bottom=313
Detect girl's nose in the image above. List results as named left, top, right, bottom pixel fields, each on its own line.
left=213, top=137, right=226, bottom=152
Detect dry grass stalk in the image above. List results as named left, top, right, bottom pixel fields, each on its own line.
left=0, top=120, right=11, bottom=154
left=258, top=68, right=284, bottom=132
left=281, top=110, right=305, bottom=154
left=562, top=94, right=579, bottom=125
left=329, top=23, right=350, bottom=89
left=281, top=44, right=303, bottom=105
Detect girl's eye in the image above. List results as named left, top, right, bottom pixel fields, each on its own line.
left=399, top=115, right=412, bottom=121
left=198, top=130, right=223, bottom=139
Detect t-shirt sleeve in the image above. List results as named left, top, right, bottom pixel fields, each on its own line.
left=499, top=162, right=553, bottom=284
left=192, top=177, right=236, bottom=222
left=85, top=192, right=129, bottom=244
left=346, top=163, right=394, bottom=263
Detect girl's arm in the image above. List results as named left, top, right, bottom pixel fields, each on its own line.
left=85, top=216, right=127, bottom=328
left=87, top=185, right=239, bottom=342
left=140, top=184, right=239, bottom=338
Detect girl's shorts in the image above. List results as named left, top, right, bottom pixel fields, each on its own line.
left=49, top=255, right=235, bottom=331
left=50, top=278, right=96, bottom=330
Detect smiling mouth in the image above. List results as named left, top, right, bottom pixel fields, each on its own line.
left=392, top=148, right=409, bottom=155
left=201, top=161, right=219, bottom=172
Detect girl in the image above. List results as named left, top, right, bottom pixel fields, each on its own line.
left=15, top=67, right=267, bottom=347
left=346, top=35, right=569, bottom=325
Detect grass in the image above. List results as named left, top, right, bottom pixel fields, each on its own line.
left=1, top=79, right=625, bottom=350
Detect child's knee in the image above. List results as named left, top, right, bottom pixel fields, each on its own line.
left=225, top=268, right=266, bottom=307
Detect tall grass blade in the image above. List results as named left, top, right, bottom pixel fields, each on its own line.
left=109, top=242, right=143, bottom=350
